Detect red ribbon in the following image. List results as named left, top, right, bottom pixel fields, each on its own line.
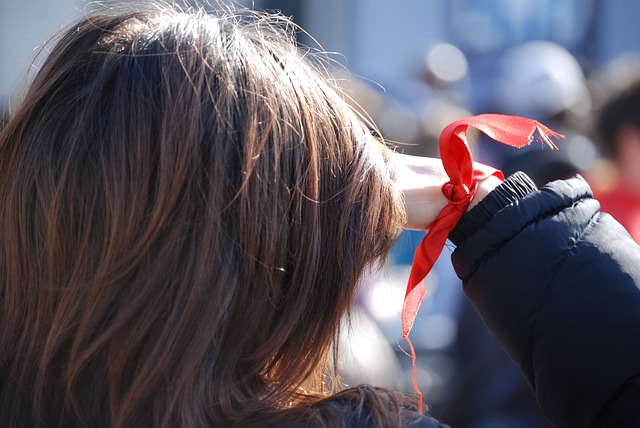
left=402, top=114, right=564, bottom=338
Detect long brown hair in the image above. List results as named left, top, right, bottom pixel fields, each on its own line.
left=0, top=3, right=413, bottom=426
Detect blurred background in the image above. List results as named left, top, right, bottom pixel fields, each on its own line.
left=4, top=0, right=640, bottom=427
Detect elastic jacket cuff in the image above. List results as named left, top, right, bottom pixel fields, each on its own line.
left=449, top=171, right=537, bottom=245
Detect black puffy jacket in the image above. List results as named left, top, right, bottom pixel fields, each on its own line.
left=449, top=172, right=640, bottom=427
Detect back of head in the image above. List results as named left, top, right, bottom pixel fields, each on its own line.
left=597, top=80, right=640, bottom=159
left=0, top=3, right=404, bottom=426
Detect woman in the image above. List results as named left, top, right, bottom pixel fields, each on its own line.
left=0, top=4, right=432, bottom=426
left=0, top=3, right=638, bottom=427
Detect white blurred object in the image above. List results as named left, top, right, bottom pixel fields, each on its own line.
left=426, top=43, right=469, bottom=84
left=495, top=40, right=592, bottom=119
left=338, top=305, right=403, bottom=389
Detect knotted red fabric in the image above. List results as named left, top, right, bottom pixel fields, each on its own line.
left=401, top=114, right=563, bottom=411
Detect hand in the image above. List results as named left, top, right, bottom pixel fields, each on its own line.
left=394, top=153, right=449, bottom=231
left=393, top=153, right=501, bottom=230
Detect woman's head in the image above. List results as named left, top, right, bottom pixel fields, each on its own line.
left=0, top=3, right=403, bottom=426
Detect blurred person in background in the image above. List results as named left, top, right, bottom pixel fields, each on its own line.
left=592, top=77, right=640, bottom=243
left=488, top=41, right=598, bottom=186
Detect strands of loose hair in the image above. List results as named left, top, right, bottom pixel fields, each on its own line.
left=0, top=3, right=417, bottom=427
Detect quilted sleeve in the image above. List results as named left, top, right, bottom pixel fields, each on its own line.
left=450, top=174, right=640, bottom=428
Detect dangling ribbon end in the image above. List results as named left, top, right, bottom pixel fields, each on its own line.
left=401, top=280, right=426, bottom=339
left=404, top=334, right=424, bottom=414
left=533, top=120, right=564, bottom=150
left=402, top=280, right=426, bottom=413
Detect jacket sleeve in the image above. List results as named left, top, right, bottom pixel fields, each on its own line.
left=449, top=172, right=640, bottom=428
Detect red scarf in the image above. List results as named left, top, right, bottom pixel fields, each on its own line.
left=402, top=114, right=563, bottom=411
